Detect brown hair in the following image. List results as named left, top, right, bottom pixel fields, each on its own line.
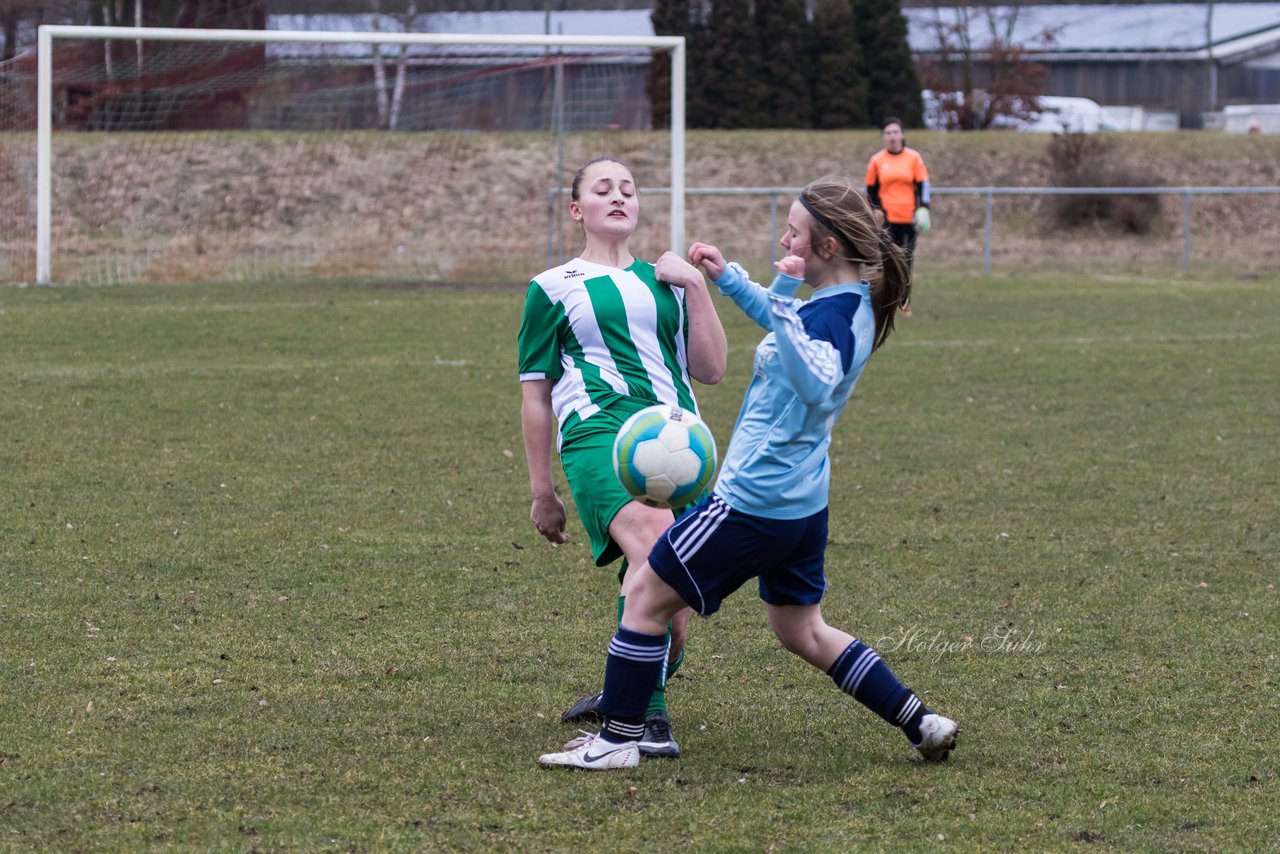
left=799, top=175, right=911, bottom=351
left=570, top=156, right=631, bottom=202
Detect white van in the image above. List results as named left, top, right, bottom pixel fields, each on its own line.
left=921, top=90, right=1106, bottom=132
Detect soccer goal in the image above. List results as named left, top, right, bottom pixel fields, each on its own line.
left=8, top=25, right=685, bottom=285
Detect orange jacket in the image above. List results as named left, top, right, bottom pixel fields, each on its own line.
left=865, top=147, right=930, bottom=225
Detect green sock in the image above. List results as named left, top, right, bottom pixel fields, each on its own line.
left=666, top=647, right=684, bottom=681
left=646, top=647, right=686, bottom=717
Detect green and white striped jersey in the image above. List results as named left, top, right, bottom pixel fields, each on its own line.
left=518, top=257, right=699, bottom=443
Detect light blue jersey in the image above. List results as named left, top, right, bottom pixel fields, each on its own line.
left=711, top=262, right=875, bottom=519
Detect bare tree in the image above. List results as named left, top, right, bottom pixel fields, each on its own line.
left=2, top=1, right=38, bottom=61
left=371, top=2, right=390, bottom=125
left=916, top=0, right=1057, bottom=130
left=371, top=0, right=417, bottom=130
left=1, top=0, right=91, bottom=61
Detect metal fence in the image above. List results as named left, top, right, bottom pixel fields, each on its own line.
left=934, top=186, right=1280, bottom=273
left=564, top=185, right=1280, bottom=275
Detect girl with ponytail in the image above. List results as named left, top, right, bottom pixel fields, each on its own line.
left=538, top=176, right=958, bottom=772
left=797, top=174, right=913, bottom=350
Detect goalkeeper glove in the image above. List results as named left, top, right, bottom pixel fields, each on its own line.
left=913, top=207, right=931, bottom=234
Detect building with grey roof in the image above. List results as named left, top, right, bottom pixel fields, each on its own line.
left=276, top=4, right=1280, bottom=126
left=905, top=3, right=1280, bottom=125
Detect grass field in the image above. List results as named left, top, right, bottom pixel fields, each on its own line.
left=2, top=270, right=1277, bottom=850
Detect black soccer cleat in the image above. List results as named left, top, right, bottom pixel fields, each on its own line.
left=560, top=691, right=604, bottom=725
left=638, top=711, right=681, bottom=759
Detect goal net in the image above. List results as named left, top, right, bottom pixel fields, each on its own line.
left=1, top=26, right=684, bottom=285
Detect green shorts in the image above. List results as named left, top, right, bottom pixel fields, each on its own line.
left=560, top=421, right=639, bottom=568
left=560, top=404, right=708, bottom=570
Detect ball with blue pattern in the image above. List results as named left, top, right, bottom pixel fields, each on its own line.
left=613, top=404, right=717, bottom=509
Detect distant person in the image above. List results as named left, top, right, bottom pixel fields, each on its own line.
left=538, top=176, right=957, bottom=771
left=518, top=156, right=727, bottom=760
left=865, top=117, right=930, bottom=314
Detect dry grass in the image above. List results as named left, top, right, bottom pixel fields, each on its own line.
left=2, top=129, right=1278, bottom=284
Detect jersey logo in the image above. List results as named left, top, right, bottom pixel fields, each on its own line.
left=565, top=269, right=584, bottom=278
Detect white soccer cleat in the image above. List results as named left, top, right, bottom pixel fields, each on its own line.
left=912, top=713, right=959, bottom=762
left=538, top=731, right=640, bottom=770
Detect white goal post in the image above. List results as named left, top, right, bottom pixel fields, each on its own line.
left=33, top=25, right=686, bottom=285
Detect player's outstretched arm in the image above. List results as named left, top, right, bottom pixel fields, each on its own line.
left=767, top=256, right=844, bottom=406
left=693, top=243, right=773, bottom=331
left=657, top=251, right=727, bottom=385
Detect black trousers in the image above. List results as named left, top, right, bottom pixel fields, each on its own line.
left=886, top=221, right=917, bottom=267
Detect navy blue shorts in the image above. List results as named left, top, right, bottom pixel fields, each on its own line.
left=647, top=494, right=829, bottom=616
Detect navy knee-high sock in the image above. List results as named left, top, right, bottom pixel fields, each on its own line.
left=618, top=595, right=674, bottom=716
left=598, top=626, right=667, bottom=744
left=828, top=639, right=929, bottom=744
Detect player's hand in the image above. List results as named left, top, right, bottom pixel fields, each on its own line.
left=530, top=493, right=570, bottom=545
left=655, top=251, right=703, bottom=289
left=913, top=207, right=931, bottom=234
left=688, top=242, right=726, bottom=280
left=774, top=254, right=804, bottom=279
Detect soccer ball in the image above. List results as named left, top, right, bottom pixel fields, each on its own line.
left=612, top=404, right=717, bottom=509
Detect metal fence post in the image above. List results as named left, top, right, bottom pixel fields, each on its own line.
left=984, top=189, right=993, bottom=275
left=1182, top=190, right=1192, bottom=271
left=546, top=188, right=556, bottom=270
left=769, top=192, right=779, bottom=264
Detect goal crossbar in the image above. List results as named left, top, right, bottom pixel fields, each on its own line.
left=35, top=24, right=687, bottom=284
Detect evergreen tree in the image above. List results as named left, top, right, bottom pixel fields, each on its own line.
left=853, top=0, right=923, bottom=127
left=754, top=0, right=811, bottom=128
left=650, top=0, right=686, bottom=129
left=701, top=0, right=770, bottom=128
left=651, top=0, right=714, bottom=128
left=808, top=0, right=868, bottom=129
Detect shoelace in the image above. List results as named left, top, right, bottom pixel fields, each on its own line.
left=562, top=730, right=596, bottom=751
left=646, top=718, right=671, bottom=740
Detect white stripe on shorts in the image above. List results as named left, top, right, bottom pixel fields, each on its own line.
left=670, top=495, right=732, bottom=561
